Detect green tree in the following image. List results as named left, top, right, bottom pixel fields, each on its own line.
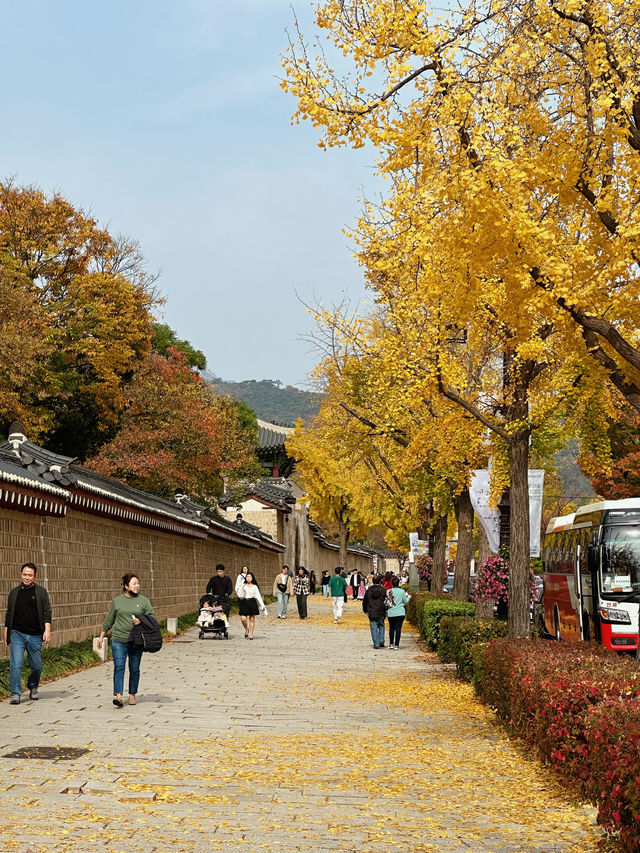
left=152, top=322, right=207, bottom=371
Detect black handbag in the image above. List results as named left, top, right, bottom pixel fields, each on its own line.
left=277, top=582, right=288, bottom=593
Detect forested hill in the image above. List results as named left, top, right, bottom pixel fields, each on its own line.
left=204, top=374, right=323, bottom=425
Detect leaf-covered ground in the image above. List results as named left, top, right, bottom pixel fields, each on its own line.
left=0, top=597, right=600, bottom=852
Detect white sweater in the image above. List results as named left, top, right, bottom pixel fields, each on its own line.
left=237, top=583, right=265, bottom=610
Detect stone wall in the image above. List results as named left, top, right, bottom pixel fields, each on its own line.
left=0, top=506, right=281, bottom=655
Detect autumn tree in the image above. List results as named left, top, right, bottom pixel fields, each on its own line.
left=288, top=401, right=369, bottom=571
left=87, top=349, right=260, bottom=501
left=152, top=322, right=207, bottom=371
left=0, top=180, right=154, bottom=457
left=580, top=405, right=640, bottom=499
left=282, top=0, right=640, bottom=635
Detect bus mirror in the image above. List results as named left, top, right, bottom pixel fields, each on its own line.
left=587, top=543, right=597, bottom=572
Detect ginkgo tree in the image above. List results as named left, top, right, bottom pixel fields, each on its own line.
left=282, top=0, right=639, bottom=635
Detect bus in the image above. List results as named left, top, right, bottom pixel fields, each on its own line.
left=542, top=498, right=640, bottom=651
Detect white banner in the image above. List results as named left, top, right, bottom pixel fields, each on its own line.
left=469, top=470, right=501, bottom=554
left=409, top=532, right=428, bottom=561
left=528, top=469, right=545, bottom=558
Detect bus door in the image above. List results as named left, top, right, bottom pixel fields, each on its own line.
left=587, top=542, right=601, bottom=643
left=574, top=544, right=584, bottom=640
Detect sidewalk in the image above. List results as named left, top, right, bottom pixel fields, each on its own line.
left=0, top=595, right=598, bottom=853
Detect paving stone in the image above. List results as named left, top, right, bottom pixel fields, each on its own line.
left=0, top=596, right=600, bottom=852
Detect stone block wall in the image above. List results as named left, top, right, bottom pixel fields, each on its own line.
left=0, top=506, right=281, bottom=655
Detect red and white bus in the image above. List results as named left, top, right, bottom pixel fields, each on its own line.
left=542, top=499, right=640, bottom=651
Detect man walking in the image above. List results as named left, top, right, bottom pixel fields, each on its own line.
left=273, top=565, right=293, bottom=618
left=3, top=563, right=52, bottom=704
left=328, top=567, right=347, bottom=624
left=206, top=564, right=233, bottom=598
left=362, top=575, right=387, bottom=649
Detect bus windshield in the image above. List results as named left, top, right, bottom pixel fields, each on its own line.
left=601, top=525, right=640, bottom=595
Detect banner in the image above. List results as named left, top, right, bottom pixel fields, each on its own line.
left=469, top=470, right=501, bottom=554
left=408, top=532, right=429, bottom=561
left=528, top=469, right=545, bottom=558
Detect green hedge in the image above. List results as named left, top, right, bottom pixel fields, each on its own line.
left=438, top=616, right=508, bottom=680
left=419, top=597, right=475, bottom=649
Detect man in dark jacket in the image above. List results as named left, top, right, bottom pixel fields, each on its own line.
left=206, top=564, right=233, bottom=597
left=362, top=575, right=387, bottom=649
left=3, top=562, right=52, bottom=704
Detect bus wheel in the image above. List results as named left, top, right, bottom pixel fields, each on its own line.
left=554, top=607, right=561, bottom=641
left=582, top=613, right=591, bottom=641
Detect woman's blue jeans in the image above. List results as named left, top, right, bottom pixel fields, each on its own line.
left=111, top=639, right=143, bottom=696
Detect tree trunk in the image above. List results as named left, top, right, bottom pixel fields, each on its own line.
left=431, top=513, right=448, bottom=594
left=453, top=487, right=473, bottom=601
left=339, top=519, right=350, bottom=573
left=508, top=431, right=531, bottom=638
left=475, top=523, right=494, bottom=618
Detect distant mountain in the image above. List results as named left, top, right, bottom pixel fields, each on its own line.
left=204, top=374, right=323, bottom=426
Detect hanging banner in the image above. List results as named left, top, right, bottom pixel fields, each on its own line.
left=469, top=470, right=501, bottom=554
left=528, top=469, right=545, bottom=558
left=408, top=532, right=429, bottom=561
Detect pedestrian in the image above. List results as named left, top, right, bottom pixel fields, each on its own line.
left=3, top=562, right=52, bottom=705
left=235, top=565, right=249, bottom=597
left=362, top=575, right=387, bottom=649
left=382, top=571, right=394, bottom=591
left=97, top=573, right=154, bottom=707
left=328, top=566, right=347, bottom=623
left=237, top=572, right=267, bottom=639
left=206, top=563, right=233, bottom=597
left=293, top=566, right=310, bottom=619
left=357, top=576, right=366, bottom=599
left=387, top=576, right=411, bottom=649
left=321, top=570, right=331, bottom=598
left=349, top=570, right=362, bottom=600
left=309, top=570, right=317, bottom=595
left=273, top=566, right=293, bottom=619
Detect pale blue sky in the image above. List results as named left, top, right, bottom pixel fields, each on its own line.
left=0, top=0, right=375, bottom=386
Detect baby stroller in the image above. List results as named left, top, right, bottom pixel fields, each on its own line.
left=198, top=593, right=230, bottom=640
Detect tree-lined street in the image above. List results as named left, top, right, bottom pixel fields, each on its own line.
left=1, top=598, right=597, bottom=852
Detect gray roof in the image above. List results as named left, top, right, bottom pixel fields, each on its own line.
left=257, top=419, right=294, bottom=449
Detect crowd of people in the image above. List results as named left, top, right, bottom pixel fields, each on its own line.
left=3, top=560, right=410, bottom=709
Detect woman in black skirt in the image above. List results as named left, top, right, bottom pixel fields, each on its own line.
left=237, top=572, right=267, bottom=639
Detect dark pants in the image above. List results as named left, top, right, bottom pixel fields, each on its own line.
left=296, top=594, right=308, bottom=619
left=388, top=615, right=405, bottom=647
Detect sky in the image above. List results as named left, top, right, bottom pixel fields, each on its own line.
left=0, top=0, right=377, bottom=387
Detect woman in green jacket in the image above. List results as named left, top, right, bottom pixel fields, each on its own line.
left=97, top=573, right=154, bottom=707
left=386, top=576, right=411, bottom=649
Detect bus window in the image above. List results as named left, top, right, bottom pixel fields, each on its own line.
left=601, top=526, right=640, bottom=595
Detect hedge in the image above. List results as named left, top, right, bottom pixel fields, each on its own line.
left=475, top=638, right=640, bottom=851
left=438, top=616, right=507, bottom=680
left=418, top=597, right=475, bottom=649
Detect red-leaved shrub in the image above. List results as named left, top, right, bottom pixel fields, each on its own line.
left=476, top=639, right=640, bottom=851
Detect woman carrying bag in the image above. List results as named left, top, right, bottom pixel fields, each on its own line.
left=97, top=573, right=155, bottom=707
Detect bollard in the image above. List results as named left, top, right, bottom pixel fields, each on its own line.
left=166, top=617, right=178, bottom=635
left=93, top=636, right=108, bottom=662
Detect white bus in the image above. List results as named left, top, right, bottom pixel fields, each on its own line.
left=542, top=498, right=640, bottom=651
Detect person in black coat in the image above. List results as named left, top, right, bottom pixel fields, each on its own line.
left=362, top=575, right=387, bottom=649
left=206, top=564, right=233, bottom=597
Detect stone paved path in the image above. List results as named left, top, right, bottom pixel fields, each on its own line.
left=0, top=595, right=599, bottom=852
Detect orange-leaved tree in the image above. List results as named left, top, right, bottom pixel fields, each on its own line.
left=87, top=349, right=259, bottom=501
left=0, top=180, right=154, bottom=457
